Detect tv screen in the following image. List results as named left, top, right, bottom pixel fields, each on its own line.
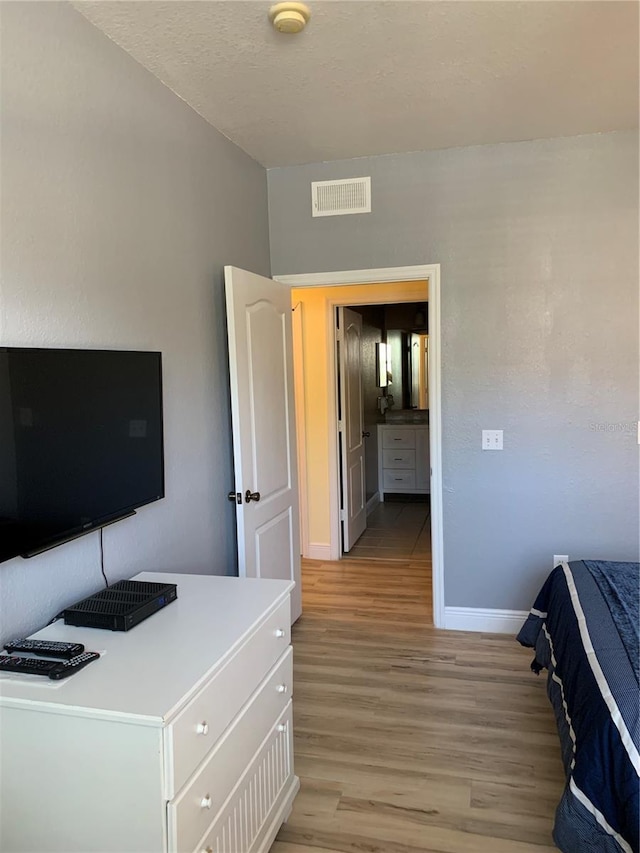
left=0, top=347, right=164, bottom=564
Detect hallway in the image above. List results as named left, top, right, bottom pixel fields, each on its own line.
left=346, top=498, right=430, bottom=562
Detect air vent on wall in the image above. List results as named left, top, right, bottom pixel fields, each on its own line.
left=311, top=177, right=371, bottom=217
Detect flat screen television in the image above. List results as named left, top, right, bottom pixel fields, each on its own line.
left=0, top=347, right=164, bottom=564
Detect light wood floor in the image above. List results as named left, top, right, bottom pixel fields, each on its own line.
left=272, top=552, right=565, bottom=853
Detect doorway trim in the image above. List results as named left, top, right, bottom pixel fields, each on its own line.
left=275, top=265, right=444, bottom=629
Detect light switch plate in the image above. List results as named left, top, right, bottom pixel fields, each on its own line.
left=482, top=429, right=503, bottom=450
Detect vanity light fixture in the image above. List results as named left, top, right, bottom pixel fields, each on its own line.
left=376, top=342, right=391, bottom=388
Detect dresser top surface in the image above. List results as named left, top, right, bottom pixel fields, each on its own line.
left=0, top=573, right=292, bottom=723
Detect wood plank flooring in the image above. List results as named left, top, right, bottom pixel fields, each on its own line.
left=272, top=548, right=565, bottom=853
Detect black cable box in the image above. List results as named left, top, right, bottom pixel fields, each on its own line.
left=63, top=580, right=178, bottom=631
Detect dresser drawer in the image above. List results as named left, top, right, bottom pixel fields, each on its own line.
left=192, top=703, right=294, bottom=853
left=167, top=648, right=293, bottom=853
left=165, top=597, right=290, bottom=798
left=381, top=428, right=416, bottom=449
left=383, top=469, right=416, bottom=490
left=382, top=448, right=415, bottom=469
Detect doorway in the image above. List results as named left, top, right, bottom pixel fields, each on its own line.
left=336, top=301, right=429, bottom=558
left=276, top=265, right=444, bottom=628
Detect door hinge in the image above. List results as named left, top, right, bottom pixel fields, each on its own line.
left=338, top=420, right=344, bottom=432
left=339, top=510, right=346, bottom=522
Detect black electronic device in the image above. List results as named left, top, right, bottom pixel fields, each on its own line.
left=48, top=651, right=101, bottom=680
left=0, top=655, right=59, bottom=676
left=0, top=347, right=164, bottom=565
left=4, top=639, right=85, bottom=659
left=0, top=652, right=100, bottom=679
left=63, top=579, right=177, bottom=631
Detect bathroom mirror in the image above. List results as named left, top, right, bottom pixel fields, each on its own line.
left=385, top=301, right=428, bottom=409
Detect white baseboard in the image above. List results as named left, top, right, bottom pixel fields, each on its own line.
left=366, top=492, right=380, bottom=515
left=305, top=543, right=332, bottom=561
left=443, top=607, right=527, bottom=634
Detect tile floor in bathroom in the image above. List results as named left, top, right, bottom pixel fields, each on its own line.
left=344, top=497, right=430, bottom=561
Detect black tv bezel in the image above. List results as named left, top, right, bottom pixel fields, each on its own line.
left=0, top=346, right=165, bottom=563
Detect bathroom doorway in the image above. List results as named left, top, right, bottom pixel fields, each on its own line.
left=335, top=300, right=429, bottom=557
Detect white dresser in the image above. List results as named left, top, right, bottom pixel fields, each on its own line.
left=0, top=572, right=298, bottom=853
left=377, top=424, right=430, bottom=499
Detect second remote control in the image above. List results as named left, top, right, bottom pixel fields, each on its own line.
left=49, top=652, right=100, bottom=680
left=4, top=639, right=85, bottom=659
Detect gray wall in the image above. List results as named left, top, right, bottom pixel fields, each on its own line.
left=0, top=2, right=270, bottom=642
left=268, top=131, right=640, bottom=610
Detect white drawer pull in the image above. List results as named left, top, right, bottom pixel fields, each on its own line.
left=277, top=684, right=288, bottom=694
left=196, top=721, right=209, bottom=735
left=200, top=794, right=212, bottom=809
left=274, top=628, right=286, bottom=638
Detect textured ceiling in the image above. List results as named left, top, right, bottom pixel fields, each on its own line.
left=73, top=1, right=639, bottom=168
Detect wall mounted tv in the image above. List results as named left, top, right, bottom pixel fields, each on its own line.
left=0, top=347, right=164, bottom=564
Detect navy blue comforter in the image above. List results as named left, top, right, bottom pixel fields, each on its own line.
left=518, top=560, right=639, bottom=853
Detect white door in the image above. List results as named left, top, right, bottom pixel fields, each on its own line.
left=224, top=266, right=301, bottom=621
left=338, top=307, right=367, bottom=552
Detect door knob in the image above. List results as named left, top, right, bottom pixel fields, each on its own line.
left=227, top=491, right=242, bottom=504
left=362, top=431, right=371, bottom=438
left=245, top=490, right=261, bottom=503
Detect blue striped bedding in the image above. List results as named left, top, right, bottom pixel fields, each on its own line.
left=518, top=560, right=639, bottom=853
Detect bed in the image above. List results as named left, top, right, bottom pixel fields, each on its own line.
left=517, top=560, right=639, bottom=853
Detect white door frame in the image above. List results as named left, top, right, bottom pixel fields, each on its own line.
left=275, top=265, right=444, bottom=629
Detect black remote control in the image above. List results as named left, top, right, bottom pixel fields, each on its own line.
left=48, top=651, right=100, bottom=680
left=0, top=655, right=59, bottom=676
left=4, top=639, right=85, bottom=659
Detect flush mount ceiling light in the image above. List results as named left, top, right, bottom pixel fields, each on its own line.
left=269, top=2, right=311, bottom=34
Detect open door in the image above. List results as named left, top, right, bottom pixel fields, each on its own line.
left=225, top=266, right=302, bottom=622
left=337, top=307, right=366, bottom=552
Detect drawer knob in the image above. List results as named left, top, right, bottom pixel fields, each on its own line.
left=200, top=794, right=212, bottom=809
left=196, top=721, right=209, bottom=735
left=277, top=723, right=287, bottom=733
left=277, top=684, right=288, bottom=694
left=274, top=628, right=286, bottom=638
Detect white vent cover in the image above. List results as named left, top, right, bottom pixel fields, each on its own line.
left=311, top=177, right=371, bottom=217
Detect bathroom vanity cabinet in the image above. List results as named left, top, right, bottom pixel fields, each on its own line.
left=377, top=424, right=430, bottom=499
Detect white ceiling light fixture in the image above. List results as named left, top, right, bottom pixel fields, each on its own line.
left=269, top=2, right=311, bottom=34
